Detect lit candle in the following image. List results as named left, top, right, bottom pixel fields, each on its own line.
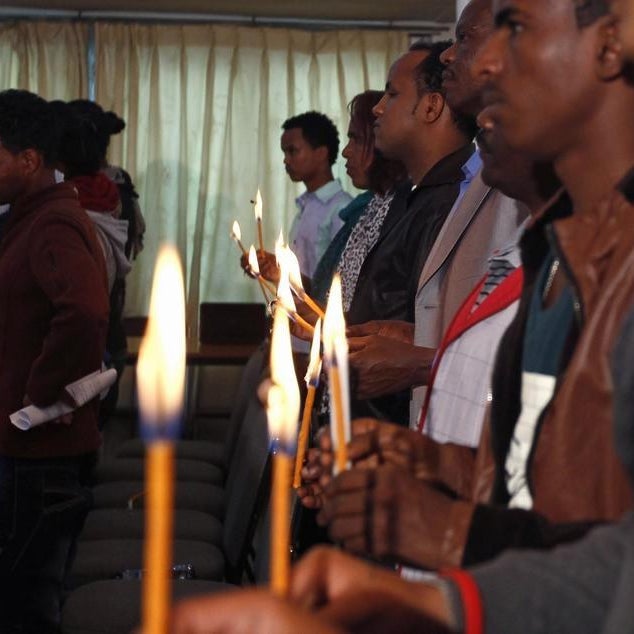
left=323, top=274, right=350, bottom=475
left=230, top=220, right=248, bottom=256
left=248, top=245, right=276, bottom=300
left=254, top=188, right=265, bottom=252
left=266, top=273, right=300, bottom=597
left=276, top=248, right=315, bottom=336
left=293, top=318, right=322, bottom=488
left=137, top=245, right=186, bottom=634
left=285, top=246, right=326, bottom=319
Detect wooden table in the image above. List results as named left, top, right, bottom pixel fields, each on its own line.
left=126, top=337, right=260, bottom=366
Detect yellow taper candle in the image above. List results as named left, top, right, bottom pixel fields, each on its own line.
left=271, top=441, right=292, bottom=596
left=266, top=255, right=300, bottom=597
left=137, top=245, right=186, bottom=634
left=143, top=442, right=174, bottom=633
left=323, top=274, right=351, bottom=475
left=254, top=189, right=265, bottom=252
left=293, top=319, right=322, bottom=488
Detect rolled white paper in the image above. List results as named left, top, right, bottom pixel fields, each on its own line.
left=10, top=368, right=117, bottom=431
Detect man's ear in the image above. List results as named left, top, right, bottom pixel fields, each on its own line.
left=315, top=144, right=330, bottom=166
left=418, top=92, right=446, bottom=124
left=597, top=13, right=624, bottom=81
left=19, top=148, right=43, bottom=176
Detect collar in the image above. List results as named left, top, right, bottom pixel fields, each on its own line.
left=339, top=190, right=373, bottom=222
left=462, top=148, right=483, bottom=182
left=414, top=143, right=477, bottom=191
left=7, top=182, right=79, bottom=225
left=527, top=187, right=573, bottom=230
left=296, top=178, right=345, bottom=206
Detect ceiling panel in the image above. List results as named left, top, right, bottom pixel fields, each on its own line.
left=2, top=0, right=456, bottom=23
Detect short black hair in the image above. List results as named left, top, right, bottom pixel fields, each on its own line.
left=68, top=99, right=125, bottom=163
left=51, top=100, right=103, bottom=177
left=416, top=41, right=478, bottom=141
left=0, top=89, right=62, bottom=166
left=282, top=111, right=340, bottom=166
left=414, top=39, right=452, bottom=97
left=574, top=0, right=609, bottom=27
left=409, top=38, right=433, bottom=52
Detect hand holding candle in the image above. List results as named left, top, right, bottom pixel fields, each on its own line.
left=137, top=245, right=186, bottom=634
left=293, top=319, right=322, bottom=488
left=266, top=267, right=300, bottom=598
left=323, top=274, right=351, bottom=475
left=248, top=245, right=277, bottom=302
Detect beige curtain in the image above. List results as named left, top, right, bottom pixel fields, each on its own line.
left=95, top=23, right=408, bottom=330
left=0, top=22, right=87, bottom=100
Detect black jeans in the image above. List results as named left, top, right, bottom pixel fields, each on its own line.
left=0, top=454, right=95, bottom=634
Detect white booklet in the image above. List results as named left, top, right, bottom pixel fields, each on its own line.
left=10, top=368, right=118, bottom=431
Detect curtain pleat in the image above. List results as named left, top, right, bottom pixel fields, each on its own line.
left=0, top=21, right=407, bottom=328
left=0, top=22, right=87, bottom=99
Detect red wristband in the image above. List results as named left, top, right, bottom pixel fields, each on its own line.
left=441, top=568, right=484, bottom=634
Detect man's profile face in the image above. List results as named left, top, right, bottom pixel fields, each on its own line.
left=439, top=0, right=494, bottom=116
left=371, top=51, right=428, bottom=163
left=476, top=0, right=602, bottom=161
left=280, top=127, right=324, bottom=184
left=342, top=117, right=373, bottom=190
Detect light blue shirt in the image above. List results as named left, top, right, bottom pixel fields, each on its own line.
left=289, top=179, right=352, bottom=278
left=456, top=148, right=483, bottom=205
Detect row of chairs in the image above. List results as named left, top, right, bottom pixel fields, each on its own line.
left=61, top=342, right=274, bottom=633
left=125, top=303, right=269, bottom=345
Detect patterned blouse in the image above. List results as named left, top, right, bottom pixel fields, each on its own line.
left=318, top=190, right=395, bottom=417
left=336, top=191, right=395, bottom=311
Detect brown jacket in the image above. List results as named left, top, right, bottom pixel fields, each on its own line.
left=443, top=177, right=634, bottom=567
left=0, top=183, right=109, bottom=458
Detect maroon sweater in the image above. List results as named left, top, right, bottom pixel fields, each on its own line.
left=0, top=182, right=109, bottom=458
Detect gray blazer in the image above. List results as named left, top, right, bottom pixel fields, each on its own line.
left=410, top=168, right=527, bottom=426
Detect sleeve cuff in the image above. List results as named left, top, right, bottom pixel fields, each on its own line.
left=441, top=569, right=484, bottom=634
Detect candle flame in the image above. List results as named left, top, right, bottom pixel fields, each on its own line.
left=285, top=247, right=304, bottom=293
left=231, top=220, right=242, bottom=242
left=276, top=248, right=296, bottom=313
left=305, top=319, right=322, bottom=387
left=267, top=304, right=300, bottom=448
left=323, top=274, right=347, bottom=362
left=137, top=245, right=186, bottom=427
left=248, top=245, right=260, bottom=275
left=323, top=274, right=351, bottom=467
left=254, top=189, right=263, bottom=221
left=275, top=231, right=285, bottom=267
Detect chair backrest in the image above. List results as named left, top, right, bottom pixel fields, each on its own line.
left=223, top=342, right=268, bottom=465
left=222, top=392, right=272, bottom=583
left=123, top=315, right=148, bottom=337
left=199, top=302, right=268, bottom=345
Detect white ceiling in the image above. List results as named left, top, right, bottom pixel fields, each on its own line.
left=2, top=0, right=456, bottom=24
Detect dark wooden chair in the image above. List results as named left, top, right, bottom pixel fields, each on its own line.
left=198, top=302, right=268, bottom=345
